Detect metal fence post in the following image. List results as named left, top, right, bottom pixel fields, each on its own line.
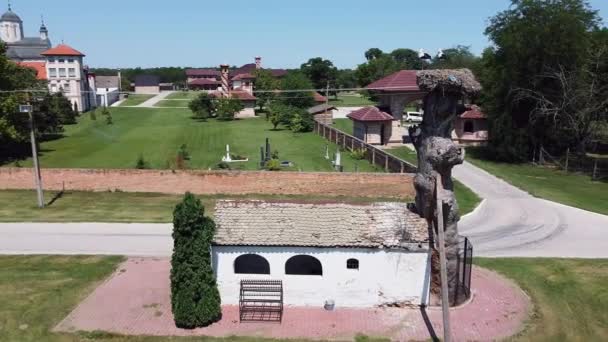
left=372, top=148, right=376, bottom=165
left=565, top=148, right=569, bottom=172
left=592, top=159, right=598, bottom=180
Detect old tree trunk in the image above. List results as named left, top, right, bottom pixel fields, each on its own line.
left=409, top=69, right=481, bottom=305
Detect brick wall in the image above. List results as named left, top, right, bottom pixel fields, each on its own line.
left=0, top=168, right=415, bottom=198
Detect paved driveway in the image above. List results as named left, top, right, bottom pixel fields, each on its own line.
left=454, top=161, right=608, bottom=257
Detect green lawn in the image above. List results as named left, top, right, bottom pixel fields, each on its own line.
left=475, top=258, right=608, bottom=341
left=332, top=118, right=353, bottom=135
left=118, top=94, right=154, bottom=107
left=8, top=107, right=378, bottom=172
left=154, top=99, right=190, bottom=107
left=166, top=91, right=201, bottom=100
left=467, top=149, right=608, bottom=215
left=0, top=190, right=411, bottom=223
left=329, top=93, right=377, bottom=107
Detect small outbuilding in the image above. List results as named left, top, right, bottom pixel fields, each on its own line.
left=212, top=200, right=431, bottom=308
left=134, top=74, right=160, bottom=94
left=452, top=104, right=489, bottom=146
left=347, top=107, right=394, bottom=145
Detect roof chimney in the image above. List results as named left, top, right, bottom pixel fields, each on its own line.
left=220, top=64, right=230, bottom=96
left=255, top=56, right=261, bottom=69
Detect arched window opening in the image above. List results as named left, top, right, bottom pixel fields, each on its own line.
left=463, top=120, right=475, bottom=133
left=285, top=255, right=323, bottom=276
left=234, top=254, right=270, bottom=274
left=346, top=258, right=359, bottom=270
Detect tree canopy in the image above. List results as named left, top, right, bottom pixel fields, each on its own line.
left=300, top=57, right=338, bottom=94
left=478, top=0, right=606, bottom=160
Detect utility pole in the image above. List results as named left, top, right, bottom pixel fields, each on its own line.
left=20, top=96, right=44, bottom=208
left=434, top=171, right=451, bottom=342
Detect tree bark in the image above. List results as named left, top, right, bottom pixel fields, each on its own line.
left=409, top=91, right=464, bottom=305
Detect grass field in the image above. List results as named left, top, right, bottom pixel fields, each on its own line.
left=7, top=107, right=378, bottom=172
left=118, top=94, right=154, bottom=107
left=166, top=91, right=201, bottom=100
left=475, top=258, right=608, bottom=341
left=154, top=99, right=190, bottom=107
left=0, top=190, right=412, bottom=223
left=467, top=149, right=608, bottom=215
left=332, top=118, right=353, bottom=135
left=329, top=93, right=377, bottom=107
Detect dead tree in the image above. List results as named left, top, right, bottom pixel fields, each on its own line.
left=409, top=69, right=481, bottom=305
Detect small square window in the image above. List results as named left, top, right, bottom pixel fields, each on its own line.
left=67, top=58, right=74, bottom=63
left=58, top=68, right=66, bottom=77
left=58, top=58, right=65, bottom=63
left=346, top=258, right=359, bottom=270
left=68, top=68, right=76, bottom=77
left=48, top=68, right=57, bottom=77
left=48, top=57, right=55, bottom=63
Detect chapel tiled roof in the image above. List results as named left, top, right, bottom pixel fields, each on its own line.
left=365, top=70, right=421, bottom=92
left=347, top=106, right=394, bottom=122
left=213, top=200, right=429, bottom=249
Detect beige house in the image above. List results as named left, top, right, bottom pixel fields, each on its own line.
left=134, top=75, right=160, bottom=94
left=452, top=105, right=489, bottom=146
left=347, top=107, right=393, bottom=145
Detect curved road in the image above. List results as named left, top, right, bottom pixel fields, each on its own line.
left=454, top=161, right=608, bottom=257
left=0, top=161, right=606, bottom=257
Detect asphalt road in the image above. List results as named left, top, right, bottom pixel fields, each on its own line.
left=0, top=161, right=606, bottom=257
left=455, top=161, right=608, bottom=258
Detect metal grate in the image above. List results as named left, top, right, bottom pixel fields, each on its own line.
left=239, top=279, right=283, bottom=323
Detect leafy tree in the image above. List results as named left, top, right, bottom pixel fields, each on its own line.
left=171, top=192, right=221, bottom=328
left=188, top=92, right=215, bottom=120
left=279, top=72, right=315, bottom=109
left=300, top=57, right=338, bottom=95
left=267, top=102, right=287, bottom=129
left=479, top=0, right=603, bottom=161
left=289, top=108, right=314, bottom=133
left=215, top=98, right=243, bottom=121
left=430, top=45, right=480, bottom=73
left=390, top=48, right=425, bottom=70
left=336, top=69, right=357, bottom=90
left=355, top=54, right=399, bottom=87
left=253, top=69, right=279, bottom=112
left=364, top=48, right=384, bottom=61
left=41, top=93, right=77, bottom=125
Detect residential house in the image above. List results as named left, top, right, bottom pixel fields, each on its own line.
left=134, top=74, right=160, bottom=94
left=212, top=200, right=431, bottom=307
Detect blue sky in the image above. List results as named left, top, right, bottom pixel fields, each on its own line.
left=9, top=0, right=608, bottom=69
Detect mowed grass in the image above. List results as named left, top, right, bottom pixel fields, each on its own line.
left=466, top=149, right=608, bottom=215
left=0, top=190, right=411, bottom=223
left=118, top=94, right=154, bottom=106
left=154, top=99, right=190, bottom=107
left=329, top=93, right=377, bottom=107
left=332, top=118, right=353, bottom=135
left=10, top=107, right=378, bottom=172
left=166, top=91, right=202, bottom=100
left=475, top=258, right=608, bottom=341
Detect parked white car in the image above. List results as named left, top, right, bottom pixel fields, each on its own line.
left=405, top=111, right=423, bottom=123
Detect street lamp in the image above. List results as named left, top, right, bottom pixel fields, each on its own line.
left=19, top=101, right=44, bottom=208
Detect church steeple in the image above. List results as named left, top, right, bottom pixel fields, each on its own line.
left=39, top=15, right=48, bottom=40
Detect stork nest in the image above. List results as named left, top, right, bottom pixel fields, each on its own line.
left=416, top=69, right=481, bottom=95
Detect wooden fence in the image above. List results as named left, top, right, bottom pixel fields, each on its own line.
left=314, top=121, right=417, bottom=173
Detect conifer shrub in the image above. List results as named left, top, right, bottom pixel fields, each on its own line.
left=170, top=192, right=221, bottom=328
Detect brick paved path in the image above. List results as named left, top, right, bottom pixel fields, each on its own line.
left=55, top=258, right=530, bottom=341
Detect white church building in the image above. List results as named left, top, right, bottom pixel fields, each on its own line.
left=212, top=200, right=432, bottom=308
left=1, top=4, right=96, bottom=112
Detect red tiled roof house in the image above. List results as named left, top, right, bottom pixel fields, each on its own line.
left=452, top=105, right=489, bottom=146
left=347, top=107, right=394, bottom=145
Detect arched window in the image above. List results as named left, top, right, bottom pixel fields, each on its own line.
left=346, top=258, right=359, bottom=270
left=463, top=120, right=475, bottom=133
left=285, top=255, right=323, bottom=276
left=234, top=254, right=270, bottom=274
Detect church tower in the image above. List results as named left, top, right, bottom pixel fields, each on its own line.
left=0, top=3, right=24, bottom=43
left=39, top=16, right=48, bottom=41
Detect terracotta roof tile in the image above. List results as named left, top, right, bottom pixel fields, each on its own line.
left=41, top=44, right=85, bottom=56
left=229, top=90, right=256, bottom=101
left=186, top=68, right=220, bottom=77
left=213, top=200, right=429, bottom=249
left=16, top=61, right=47, bottom=80
left=460, top=105, right=486, bottom=119
left=313, top=92, right=327, bottom=103
left=347, top=106, right=394, bottom=122
left=366, top=70, right=420, bottom=91
left=188, top=78, right=220, bottom=86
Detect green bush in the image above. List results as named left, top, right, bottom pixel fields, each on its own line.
left=216, top=98, right=244, bottom=121
left=350, top=148, right=367, bottom=160
left=171, top=192, right=221, bottom=328
left=265, top=159, right=282, bottom=171
left=188, top=92, right=214, bottom=120
left=216, top=161, right=230, bottom=170
left=135, top=154, right=150, bottom=169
